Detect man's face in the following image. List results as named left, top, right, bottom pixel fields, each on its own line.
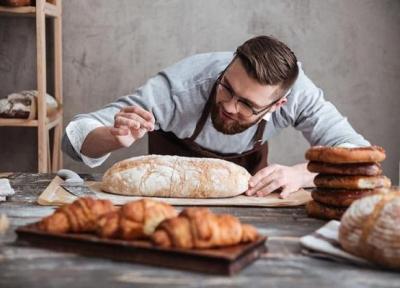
left=211, top=58, right=283, bottom=135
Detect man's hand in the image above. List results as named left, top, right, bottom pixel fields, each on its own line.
left=110, top=106, right=155, bottom=147
left=245, top=163, right=316, bottom=199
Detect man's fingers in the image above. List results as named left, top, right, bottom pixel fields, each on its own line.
left=255, top=180, right=283, bottom=197
left=245, top=188, right=256, bottom=196
left=248, top=171, right=278, bottom=195
left=114, top=115, right=141, bottom=129
left=121, top=106, right=155, bottom=124
left=248, top=164, right=277, bottom=188
left=246, top=175, right=274, bottom=196
left=246, top=169, right=276, bottom=196
left=110, top=127, right=129, bottom=136
left=115, top=112, right=154, bottom=131
left=131, top=127, right=147, bottom=139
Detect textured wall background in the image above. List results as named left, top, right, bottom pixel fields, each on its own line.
left=0, top=0, right=399, bottom=184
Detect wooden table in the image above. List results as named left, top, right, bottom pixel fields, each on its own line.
left=0, top=173, right=399, bottom=287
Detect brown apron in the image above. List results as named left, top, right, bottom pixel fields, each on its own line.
left=148, top=88, right=269, bottom=175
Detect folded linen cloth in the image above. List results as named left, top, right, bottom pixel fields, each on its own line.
left=300, top=220, right=372, bottom=266
left=0, top=178, right=15, bottom=201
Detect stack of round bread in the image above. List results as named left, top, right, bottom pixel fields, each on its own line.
left=304, top=146, right=391, bottom=220
left=339, top=189, right=400, bottom=270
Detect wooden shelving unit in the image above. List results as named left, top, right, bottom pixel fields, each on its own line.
left=0, top=0, right=63, bottom=173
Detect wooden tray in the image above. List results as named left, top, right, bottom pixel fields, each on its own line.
left=16, top=223, right=267, bottom=275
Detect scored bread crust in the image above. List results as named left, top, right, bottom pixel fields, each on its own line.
left=310, top=188, right=388, bottom=207
left=305, top=146, right=386, bottom=164
left=101, top=155, right=251, bottom=198
left=314, top=175, right=391, bottom=190
left=339, top=190, right=400, bottom=269
left=305, top=200, right=347, bottom=220
left=307, top=161, right=382, bottom=176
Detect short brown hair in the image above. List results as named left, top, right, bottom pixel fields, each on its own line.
left=235, top=35, right=299, bottom=97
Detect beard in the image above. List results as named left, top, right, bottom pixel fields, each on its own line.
left=210, top=101, right=263, bottom=135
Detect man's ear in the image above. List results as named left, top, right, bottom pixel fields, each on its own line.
left=270, top=97, right=287, bottom=112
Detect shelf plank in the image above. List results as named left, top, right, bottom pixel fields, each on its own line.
left=0, top=3, right=59, bottom=17
left=0, top=5, right=36, bottom=16
left=0, top=118, right=38, bottom=127
left=0, top=107, right=63, bottom=128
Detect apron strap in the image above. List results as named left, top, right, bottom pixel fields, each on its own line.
left=189, top=84, right=215, bottom=141
left=253, top=119, right=266, bottom=149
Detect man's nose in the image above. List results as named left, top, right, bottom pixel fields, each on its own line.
left=223, top=98, right=238, bottom=114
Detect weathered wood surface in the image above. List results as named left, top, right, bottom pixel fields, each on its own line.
left=0, top=173, right=399, bottom=288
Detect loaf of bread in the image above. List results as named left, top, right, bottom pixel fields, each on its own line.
left=339, top=190, right=400, bottom=269
left=0, top=90, right=58, bottom=120
left=101, top=155, right=251, bottom=198
left=305, top=146, right=386, bottom=164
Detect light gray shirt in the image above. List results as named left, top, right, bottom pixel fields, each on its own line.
left=62, top=52, right=369, bottom=168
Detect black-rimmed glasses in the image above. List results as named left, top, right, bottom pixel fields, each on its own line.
left=215, top=78, right=283, bottom=117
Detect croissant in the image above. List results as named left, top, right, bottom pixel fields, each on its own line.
left=37, top=197, right=116, bottom=233
left=96, top=199, right=178, bottom=240
left=151, top=207, right=259, bottom=249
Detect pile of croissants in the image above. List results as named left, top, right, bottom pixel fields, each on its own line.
left=37, top=197, right=259, bottom=249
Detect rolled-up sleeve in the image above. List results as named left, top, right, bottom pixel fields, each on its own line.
left=62, top=73, right=176, bottom=168
left=63, top=118, right=111, bottom=168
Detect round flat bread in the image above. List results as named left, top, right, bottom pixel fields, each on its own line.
left=307, top=161, right=382, bottom=176
left=311, top=188, right=389, bottom=207
left=314, top=175, right=391, bottom=190
left=305, top=146, right=386, bottom=164
left=306, top=200, right=347, bottom=220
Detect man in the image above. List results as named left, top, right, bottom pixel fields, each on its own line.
left=62, top=35, right=369, bottom=198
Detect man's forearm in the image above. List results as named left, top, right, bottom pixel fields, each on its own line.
left=80, top=126, right=123, bottom=158
left=293, top=162, right=317, bottom=188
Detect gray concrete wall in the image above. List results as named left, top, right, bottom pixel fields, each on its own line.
left=0, top=0, right=399, bottom=184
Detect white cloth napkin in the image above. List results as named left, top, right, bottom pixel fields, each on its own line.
left=300, top=220, right=373, bottom=266
left=0, top=178, right=15, bottom=201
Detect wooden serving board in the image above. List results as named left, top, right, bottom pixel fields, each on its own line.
left=37, top=176, right=312, bottom=207
left=16, top=223, right=267, bottom=275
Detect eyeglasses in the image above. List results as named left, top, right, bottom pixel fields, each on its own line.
left=215, top=78, right=283, bottom=117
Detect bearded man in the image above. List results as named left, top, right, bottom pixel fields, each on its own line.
left=62, top=35, right=369, bottom=198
